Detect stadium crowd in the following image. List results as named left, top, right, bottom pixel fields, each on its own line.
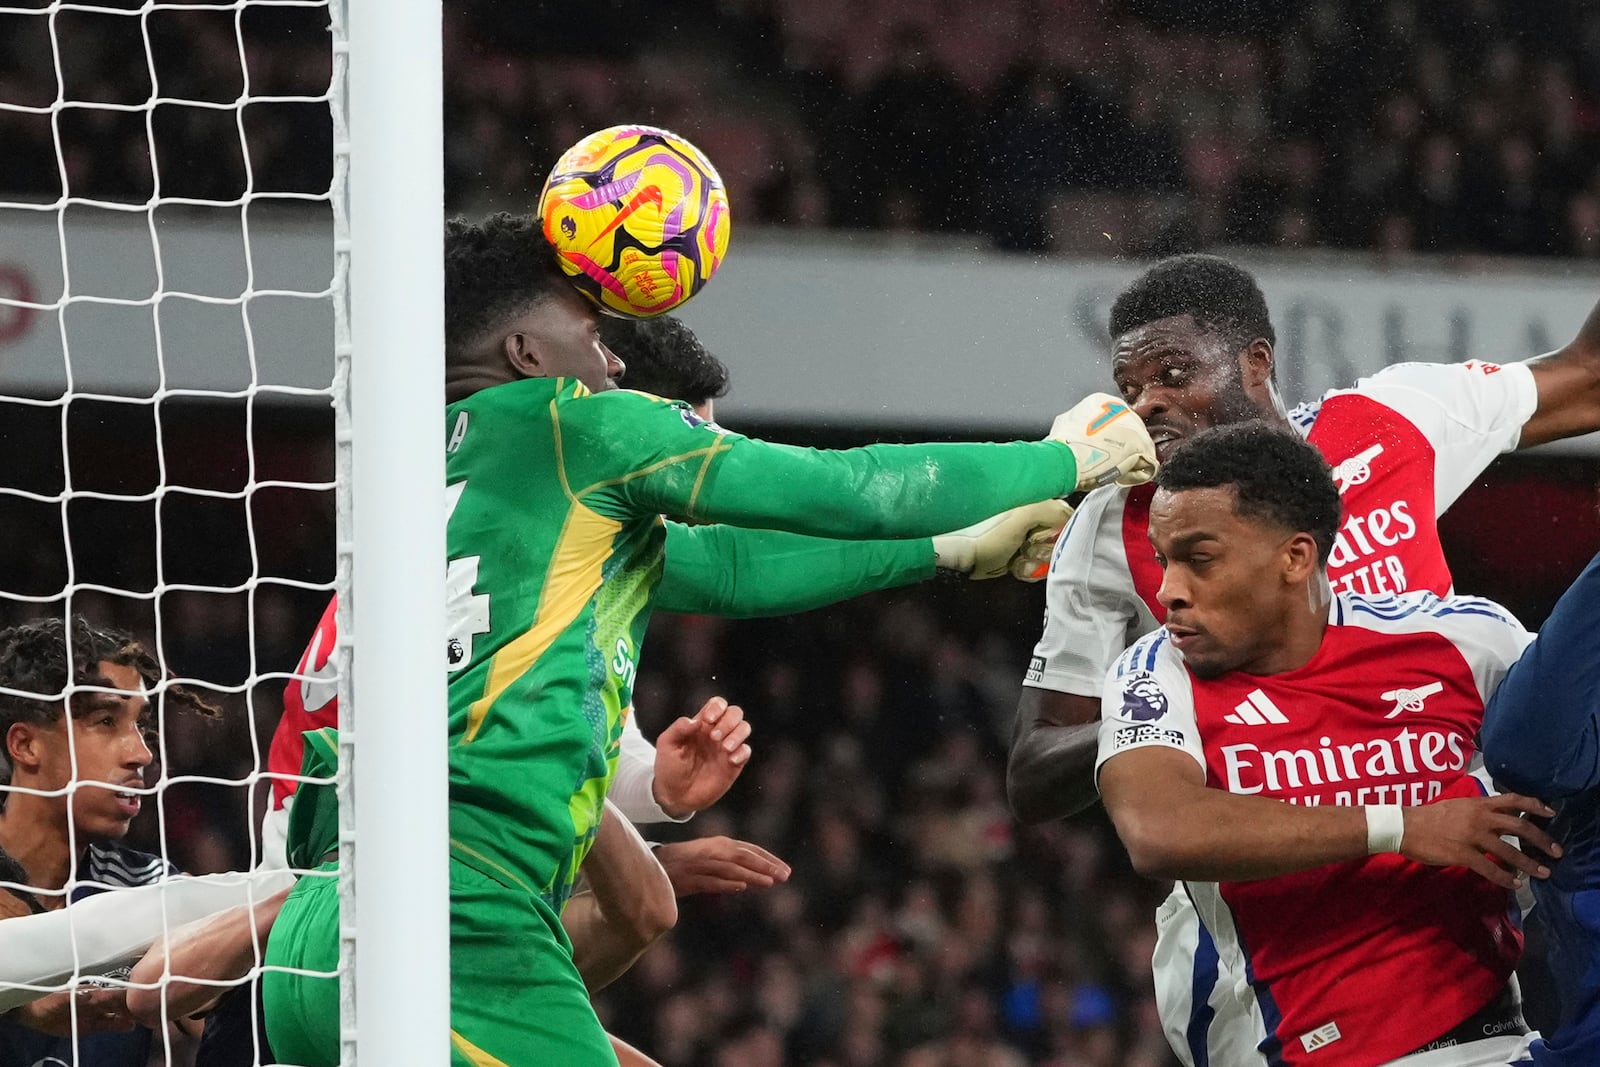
left=3, top=2, right=1600, bottom=1065
left=0, top=405, right=1594, bottom=1064
left=3, top=0, right=1600, bottom=257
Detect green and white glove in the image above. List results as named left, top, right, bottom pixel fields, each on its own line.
left=932, top=499, right=1074, bottom=581
left=1048, top=393, right=1158, bottom=491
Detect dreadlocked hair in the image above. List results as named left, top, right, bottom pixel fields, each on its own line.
left=0, top=616, right=220, bottom=735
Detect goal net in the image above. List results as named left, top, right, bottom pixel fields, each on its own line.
left=0, top=1, right=446, bottom=1063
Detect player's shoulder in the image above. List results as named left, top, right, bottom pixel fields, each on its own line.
left=1335, top=591, right=1534, bottom=694
left=1333, top=589, right=1527, bottom=646
left=1335, top=359, right=1507, bottom=393
left=1335, top=587, right=1514, bottom=620
left=1315, top=360, right=1534, bottom=413
left=1048, top=482, right=1146, bottom=580
left=556, top=383, right=731, bottom=438
left=1111, top=626, right=1182, bottom=680
left=1076, top=481, right=1131, bottom=515
left=457, top=376, right=660, bottom=424
left=454, top=375, right=566, bottom=414
left=81, top=842, right=176, bottom=888
left=1104, top=630, right=1194, bottom=730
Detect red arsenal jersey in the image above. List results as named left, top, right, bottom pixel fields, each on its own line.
left=268, top=594, right=340, bottom=810
left=1097, top=592, right=1535, bottom=1065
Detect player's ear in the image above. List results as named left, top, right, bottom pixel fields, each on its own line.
left=1241, top=338, right=1274, bottom=389
left=1282, top=531, right=1320, bottom=585
left=6, top=720, right=46, bottom=777
left=502, top=331, right=542, bottom=379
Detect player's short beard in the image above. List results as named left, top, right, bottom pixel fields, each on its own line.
left=1186, top=655, right=1229, bottom=680
left=1212, top=359, right=1267, bottom=425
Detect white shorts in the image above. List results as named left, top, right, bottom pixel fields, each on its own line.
left=1152, top=882, right=1264, bottom=1066
left=1388, top=1030, right=1535, bottom=1067
left=1151, top=883, right=1535, bottom=1067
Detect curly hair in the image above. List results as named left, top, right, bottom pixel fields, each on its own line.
left=1155, top=421, right=1342, bottom=564
left=1109, top=254, right=1277, bottom=353
left=605, top=315, right=731, bottom=407
left=0, top=616, right=219, bottom=739
left=443, top=212, right=571, bottom=361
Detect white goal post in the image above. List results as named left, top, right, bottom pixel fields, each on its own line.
left=340, top=0, right=449, bottom=1063
left=0, top=0, right=450, bottom=1063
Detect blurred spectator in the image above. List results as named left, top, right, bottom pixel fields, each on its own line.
left=0, top=411, right=1595, bottom=1064
left=4, top=0, right=1599, bottom=258
left=4, top=3, right=1600, bottom=1064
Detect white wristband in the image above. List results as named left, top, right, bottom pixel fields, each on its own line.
left=1365, top=804, right=1405, bottom=855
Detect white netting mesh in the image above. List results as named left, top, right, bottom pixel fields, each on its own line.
left=0, top=2, right=344, bottom=1064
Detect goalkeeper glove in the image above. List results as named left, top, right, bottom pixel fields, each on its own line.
left=1048, top=393, right=1158, bottom=491
left=932, top=499, right=1074, bottom=581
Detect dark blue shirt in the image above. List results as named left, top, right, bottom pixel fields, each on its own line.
left=1482, top=550, right=1600, bottom=1066
left=195, top=983, right=273, bottom=1067
left=0, top=844, right=175, bottom=1067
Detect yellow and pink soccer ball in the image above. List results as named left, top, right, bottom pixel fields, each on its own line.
left=538, top=125, right=731, bottom=318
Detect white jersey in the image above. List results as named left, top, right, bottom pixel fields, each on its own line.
left=1025, top=359, right=1539, bottom=1067
left=1097, top=592, right=1535, bottom=1067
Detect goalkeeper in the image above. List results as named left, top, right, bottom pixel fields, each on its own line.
left=261, top=212, right=1157, bottom=1067
left=260, top=317, right=1067, bottom=866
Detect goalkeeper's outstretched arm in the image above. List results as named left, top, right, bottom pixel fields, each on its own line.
left=567, top=392, right=1153, bottom=540
left=655, top=501, right=1069, bottom=617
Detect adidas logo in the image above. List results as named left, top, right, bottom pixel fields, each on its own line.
left=1223, top=689, right=1289, bottom=726
left=1301, top=1021, right=1342, bottom=1052
left=1382, top=681, right=1444, bottom=718
left=1332, top=444, right=1384, bottom=494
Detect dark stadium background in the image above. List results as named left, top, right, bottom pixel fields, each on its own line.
left=2, top=0, right=1599, bottom=1063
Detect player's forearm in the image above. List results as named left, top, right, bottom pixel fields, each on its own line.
left=608, top=721, right=679, bottom=824
left=1101, top=762, right=1368, bottom=882
left=1006, top=719, right=1101, bottom=824
left=126, top=888, right=289, bottom=1026
left=680, top=438, right=1079, bottom=539
left=564, top=893, right=650, bottom=993
left=566, top=804, right=676, bottom=991
left=656, top=523, right=934, bottom=617
left=0, top=870, right=294, bottom=1012
left=1482, top=550, right=1600, bottom=797
left=1522, top=296, right=1600, bottom=446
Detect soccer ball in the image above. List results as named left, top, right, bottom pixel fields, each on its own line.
left=538, top=125, right=731, bottom=318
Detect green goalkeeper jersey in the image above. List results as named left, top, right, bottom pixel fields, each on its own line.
left=444, top=377, right=1080, bottom=908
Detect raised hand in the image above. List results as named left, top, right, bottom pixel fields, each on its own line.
left=1048, top=393, right=1158, bottom=490
left=651, top=696, right=752, bottom=819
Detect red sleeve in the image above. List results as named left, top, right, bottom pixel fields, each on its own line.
left=268, top=595, right=340, bottom=807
